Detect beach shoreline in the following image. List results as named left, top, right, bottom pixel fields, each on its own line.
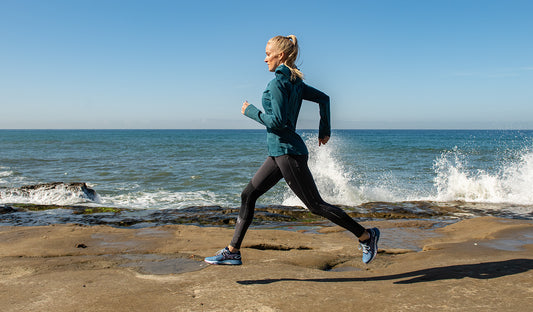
left=1, top=216, right=532, bottom=311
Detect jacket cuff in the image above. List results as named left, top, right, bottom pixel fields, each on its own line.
left=244, top=104, right=261, bottom=120
left=319, top=130, right=331, bottom=139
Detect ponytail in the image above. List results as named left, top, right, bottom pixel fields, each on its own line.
left=268, top=35, right=304, bottom=81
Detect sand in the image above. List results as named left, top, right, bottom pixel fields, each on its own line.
left=0, top=217, right=532, bottom=311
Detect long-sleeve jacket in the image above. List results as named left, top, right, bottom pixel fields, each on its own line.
left=244, top=64, right=331, bottom=157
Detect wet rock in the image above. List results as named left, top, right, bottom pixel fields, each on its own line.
left=2, top=200, right=526, bottom=228
left=0, top=205, right=16, bottom=214
left=0, top=182, right=98, bottom=202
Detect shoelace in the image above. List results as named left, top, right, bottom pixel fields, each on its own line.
left=215, top=248, right=228, bottom=256
left=359, top=243, right=370, bottom=253
left=216, top=248, right=239, bottom=258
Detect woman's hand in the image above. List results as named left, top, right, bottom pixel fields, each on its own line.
left=319, top=136, right=330, bottom=146
left=241, top=101, right=250, bottom=115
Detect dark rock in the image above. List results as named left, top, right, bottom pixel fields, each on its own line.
left=2, top=200, right=527, bottom=228
left=0, top=205, right=16, bottom=214
left=0, top=182, right=98, bottom=202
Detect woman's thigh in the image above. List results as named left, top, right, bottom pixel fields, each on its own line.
left=251, top=157, right=284, bottom=192
left=275, top=155, right=322, bottom=205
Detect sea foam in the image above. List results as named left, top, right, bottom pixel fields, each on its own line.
left=433, top=147, right=533, bottom=205
left=0, top=182, right=100, bottom=206
left=98, top=190, right=221, bottom=209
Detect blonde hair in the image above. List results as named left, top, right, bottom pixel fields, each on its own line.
left=268, top=35, right=303, bottom=81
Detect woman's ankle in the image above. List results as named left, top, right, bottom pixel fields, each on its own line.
left=358, top=230, right=370, bottom=242
left=228, top=245, right=239, bottom=253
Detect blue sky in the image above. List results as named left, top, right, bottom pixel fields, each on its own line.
left=1, top=0, right=532, bottom=129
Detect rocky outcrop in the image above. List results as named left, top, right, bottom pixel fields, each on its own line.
left=0, top=182, right=98, bottom=202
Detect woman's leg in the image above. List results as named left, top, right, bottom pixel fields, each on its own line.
left=275, top=154, right=367, bottom=238
left=229, top=157, right=283, bottom=249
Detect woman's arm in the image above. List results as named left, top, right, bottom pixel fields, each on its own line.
left=242, top=81, right=287, bottom=131
left=302, top=84, right=331, bottom=140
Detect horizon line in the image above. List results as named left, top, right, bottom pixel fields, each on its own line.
left=1, top=128, right=532, bottom=131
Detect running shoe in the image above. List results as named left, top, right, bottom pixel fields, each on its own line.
left=204, top=247, right=242, bottom=265
left=359, top=227, right=380, bottom=264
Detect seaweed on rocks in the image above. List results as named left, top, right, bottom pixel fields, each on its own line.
left=1, top=199, right=529, bottom=228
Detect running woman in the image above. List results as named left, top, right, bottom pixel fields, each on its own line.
left=205, top=35, right=379, bottom=266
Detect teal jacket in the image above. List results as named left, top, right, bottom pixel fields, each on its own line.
left=244, top=64, right=331, bottom=157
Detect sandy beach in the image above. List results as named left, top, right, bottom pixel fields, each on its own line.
left=0, top=216, right=532, bottom=311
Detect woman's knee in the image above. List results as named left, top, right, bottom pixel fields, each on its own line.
left=241, top=182, right=266, bottom=208
left=305, top=200, right=338, bottom=218
left=241, top=182, right=258, bottom=201
left=303, top=200, right=324, bottom=215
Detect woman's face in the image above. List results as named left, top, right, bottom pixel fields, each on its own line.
left=264, top=42, right=284, bottom=72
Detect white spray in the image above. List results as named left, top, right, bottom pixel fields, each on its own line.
left=433, top=147, right=533, bottom=205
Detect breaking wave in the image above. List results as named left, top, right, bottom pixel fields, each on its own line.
left=432, top=147, right=533, bottom=205
left=0, top=182, right=100, bottom=206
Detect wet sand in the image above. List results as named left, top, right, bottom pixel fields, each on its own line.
left=0, top=216, right=532, bottom=311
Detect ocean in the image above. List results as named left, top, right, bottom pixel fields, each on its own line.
left=1, top=129, right=532, bottom=222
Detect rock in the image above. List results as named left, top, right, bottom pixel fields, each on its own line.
left=0, top=182, right=98, bottom=202
left=0, top=205, right=16, bottom=214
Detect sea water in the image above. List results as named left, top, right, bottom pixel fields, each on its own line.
left=1, top=129, right=532, bottom=219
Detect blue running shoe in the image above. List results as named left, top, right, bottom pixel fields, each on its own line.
left=359, top=228, right=380, bottom=264
left=204, top=247, right=242, bottom=265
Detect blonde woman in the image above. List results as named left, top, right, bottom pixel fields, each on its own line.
left=205, top=35, right=379, bottom=265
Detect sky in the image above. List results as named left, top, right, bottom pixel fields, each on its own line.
left=1, top=0, right=532, bottom=129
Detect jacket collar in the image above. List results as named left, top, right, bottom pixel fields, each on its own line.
left=275, top=64, right=291, bottom=78
left=275, top=64, right=301, bottom=83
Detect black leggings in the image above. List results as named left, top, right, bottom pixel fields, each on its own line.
left=230, top=154, right=366, bottom=249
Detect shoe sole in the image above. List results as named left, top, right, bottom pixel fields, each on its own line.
left=204, top=259, right=242, bottom=265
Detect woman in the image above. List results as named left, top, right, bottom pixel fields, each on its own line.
left=205, top=35, right=379, bottom=265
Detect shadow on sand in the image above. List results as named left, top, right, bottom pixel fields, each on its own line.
left=237, top=258, right=533, bottom=285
